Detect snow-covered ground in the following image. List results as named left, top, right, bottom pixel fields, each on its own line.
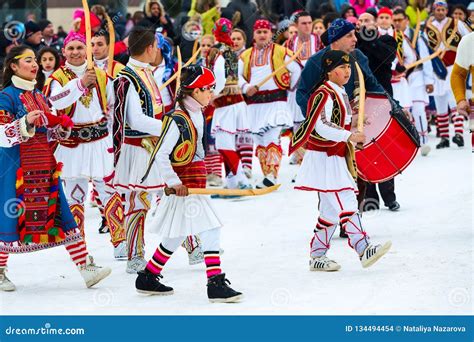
left=1, top=133, right=472, bottom=315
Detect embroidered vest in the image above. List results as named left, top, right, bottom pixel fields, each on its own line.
left=43, top=66, right=108, bottom=119
left=240, top=43, right=293, bottom=90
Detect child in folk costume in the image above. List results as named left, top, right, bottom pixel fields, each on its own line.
left=238, top=19, right=302, bottom=188
left=208, top=18, right=251, bottom=190
left=137, top=65, right=242, bottom=303
left=152, top=32, right=205, bottom=266
left=290, top=50, right=391, bottom=271
left=0, top=46, right=111, bottom=291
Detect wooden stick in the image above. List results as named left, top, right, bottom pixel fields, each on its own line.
left=255, top=44, right=303, bottom=89
left=158, top=47, right=201, bottom=92
left=81, top=0, right=93, bottom=70
left=176, top=46, right=182, bottom=90
left=405, top=49, right=443, bottom=70
left=354, top=61, right=365, bottom=150
left=411, top=8, right=421, bottom=49
left=192, top=38, right=199, bottom=56
left=439, top=19, right=458, bottom=60
left=105, top=14, right=115, bottom=76
left=164, top=184, right=281, bottom=196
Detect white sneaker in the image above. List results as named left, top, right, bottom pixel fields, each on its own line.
left=360, top=241, right=392, bottom=268
left=420, top=144, right=431, bottom=156
left=0, top=268, right=16, bottom=291
left=309, top=255, right=341, bottom=272
left=207, top=174, right=223, bottom=187
left=78, top=255, right=112, bottom=288
left=126, top=257, right=147, bottom=274
left=114, top=241, right=127, bottom=261
left=188, top=246, right=204, bottom=265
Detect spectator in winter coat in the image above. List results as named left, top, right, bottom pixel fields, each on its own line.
left=138, top=0, right=176, bottom=43
left=188, top=0, right=221, bottom=35
left=221, top=0, right=258, bottom=47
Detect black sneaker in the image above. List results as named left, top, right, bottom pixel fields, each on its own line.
left=135, top=269, right=174, bottom=295
left=207, top=273, right=243, bottom=303
left=98, top=217, right=109, bottom=234
left=386, top=201, right=400, bottom=211
left=452, top=134, right=464, bottom=147
left=436, top=138, right=450, bottom=149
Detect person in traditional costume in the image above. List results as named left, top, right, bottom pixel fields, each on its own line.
left=197, top=34, right=224, bottom=187
left=423, top=0, right=471, bottom=149
left=112, top=26, right=164, bottom=274
left=392, top=9, right=434, bottom=156
left=207, top=18, right=251, bottom=190
left=289, top=50, right=392, bottom=271
left=231, top=28, right=254, bottom=177
left=137, top=65, right=242, bottom=303
left=151, top=32, right=205, bottom=266
left=286, top=11, right=323, bottom=167
left=89, top=30, right=128, bottom=258
left=451, top=32, right=474, bottom=152
left=238, top=19, right=302, bottom=188
left=0, top=45, right=111, bottom=291
left=43, top=32, right=124, bottom=260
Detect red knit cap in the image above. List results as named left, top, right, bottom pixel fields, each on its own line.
left=253, top=19, right=272, bottom=31
left=378, top=7, right=393, bottom=17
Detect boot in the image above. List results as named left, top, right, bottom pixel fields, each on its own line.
left=0, top=268, right=15, bottom=292
left=309, top=255, right=341, bottom=272
left=207, top=273, right=243, bottom=303
left=360, top=241, right=392, bottom=268
left=78, top=255, right=111, bottom=288
left=452, top=134, right=464, bottom=147
left=436, top=138, right=450, bottom=149
left=135, top=269, right=174, bottom=295
left=255, top=175, right=276, bottom=189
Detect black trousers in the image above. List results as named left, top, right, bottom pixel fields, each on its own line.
left=364, top=178, right=396, bottom=208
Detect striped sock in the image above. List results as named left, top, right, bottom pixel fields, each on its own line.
left=238, top=143, right=253, bottom=171
left=452, top=110, right=464, bottom=135
left=0, top=252, right=9, bottom=268
left=205, top=153, right=223, bottom=176
left=146, top=244, right=173, bottom=275
left=204, top=251, right=222, bottom=278
left=436, top=113, right=450, bottom=138
left=65, top=240, right=88, bottom=267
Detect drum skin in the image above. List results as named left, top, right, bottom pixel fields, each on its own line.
left=353, top=93, right=419, bottom=183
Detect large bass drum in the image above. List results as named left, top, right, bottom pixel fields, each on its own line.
left=352, top=93, right=420, bottom=183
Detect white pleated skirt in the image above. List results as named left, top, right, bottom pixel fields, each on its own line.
left=55, top=137, right=113, bottom=179
left=247, top=100, right=293, bottom=135
left=151, top=194, right=222, bottom=238
left=294, top=150, right=357, bottom=192
left=287, top=89, right=305, bottom=124
left=211, top=101, right=250, bottom=135
left=113, top=143, right=164, bottom=192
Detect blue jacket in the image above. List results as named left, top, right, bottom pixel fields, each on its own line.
left=296, top=46, right=385, bottom=116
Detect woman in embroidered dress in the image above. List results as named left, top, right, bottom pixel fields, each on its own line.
left=137, top=65, right=242, bottom=303
left=0, top=45, right=111, bottom=291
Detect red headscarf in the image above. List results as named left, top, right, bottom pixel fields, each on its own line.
left=212, top=18, right=234, bottom=47
left=253, top=19, right=272, bottom=31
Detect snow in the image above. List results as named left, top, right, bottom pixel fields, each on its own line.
left=1, top=134, right=472, bottom=315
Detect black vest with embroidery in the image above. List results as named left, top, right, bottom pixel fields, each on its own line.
left=119, top=66, right=154, bottom=137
